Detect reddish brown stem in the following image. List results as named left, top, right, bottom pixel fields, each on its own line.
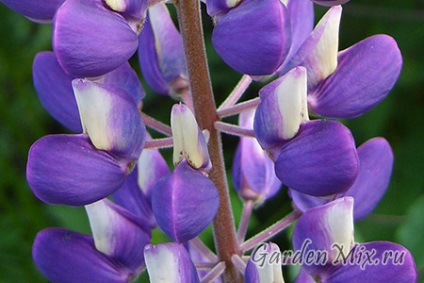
left=175, top=1, right=242, bottom=282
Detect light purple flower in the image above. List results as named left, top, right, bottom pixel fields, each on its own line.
left=0, top=0, right=65, bottom=23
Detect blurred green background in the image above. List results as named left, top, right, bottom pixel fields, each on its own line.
left=0, top=1, right=423, bottom=282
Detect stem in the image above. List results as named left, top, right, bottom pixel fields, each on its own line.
left=231, top=254, right=247, bottom=274
left=237, top=200, right=254, bottom=243
left=141, top=113, right=172, bottom=136
left=217, top=97, right=261, bottom=118
left=143, top=137, right=173, bottom=149
left=200, top=262, right=226, bottom=283
left=240, top=210, right=302, bottom=252
left=191, top=237, right=218, bottom=263
left=218, top=75, right=253, bottom=110
left=175, top=1, right=242, bottom=282
left=214, top=121, right=256, bottom=138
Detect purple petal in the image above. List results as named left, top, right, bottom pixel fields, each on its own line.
left=233, top=109, right=282, bottom=202
left=27, top=134, right=128, bottom=206
left=73, top=79, right=146, bottom=162
left=99, top=62, right=145, bottom=105
left=33, top=228, right=131, bottom=283
left=112, top=166, right=157, bottom=228
left=0, top=0, right=64, bottom=22
left=136, top=144, right=170, bottom=203
left=144, top=243, right=200, bottom=283
left=292, top=197, right=354, bottom=277
left=289, top=188, right=329, bottom=213
left=294, top=268, right=315, bottom=283
left=103, top=0, right=147, bottom=20
left=151, top=161, right=219, bottom=243
left=309, top=35, right=402, bottom=118
left=212, top=0, right=291, bottom=75
left=32, top=51, right=82, bottom=132
left=85, top=199, right=151, bottom=271
left=281, top=0, right=314, bottom=68
left=254, top=67, right=308, bottom=153
left=205, top=0, right=240, bottom=16
left=312, top=0, right=349, bottom=7
left=53, top=0, right=138, bottom=77
left=346, top=138, right=393, bottom=220
left=326, top=242, right=417, bottom=283
left=275, top=120, right=359, bottom=196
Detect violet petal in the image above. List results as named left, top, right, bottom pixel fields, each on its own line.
left=53, top=0, right=138, bottom=77
left=151, top=161, right=219, bottom=243
left=0, top=0, right=64, bottom=22
left=85, top=199, right=151, bottom=272
left=32, top=51, right=82, bottom=132
left=326, top=242, right=417, bottom=283
left=212, top=0, right=291, bottom=75
left=309, top=35, right=402, bottom=118
left=27, top=134, right=127, bottom=206
left=33, top=228, right=131, bottom=283
left=275, top=120, right=359, bottom=196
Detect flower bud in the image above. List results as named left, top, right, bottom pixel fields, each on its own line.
left=171, top=103, right=211, bottom=170
left=138, top=3, right=188, bottom=97
left=233, top=109, right=281, bottom=203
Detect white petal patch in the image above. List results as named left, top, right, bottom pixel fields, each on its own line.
left=144, top=244, right=181, bottom=283
left=307, top=6, right=342, bottom=87
left=276, top=67, right=309, bottom=140
left=171, top=104, right=210, bottom=169
left=73, top=79, right=113, bottom=151
left=104, top=0, right=127, bottom=12
left=324, top=197, right=355, bottom=261
left=85, top=200, right=118, bottom=256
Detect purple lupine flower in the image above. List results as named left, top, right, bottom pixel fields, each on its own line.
left=85, top=199, right=151, bottom=272
left=27, top=134, right=129, bottom=205
left=254, top=67, right=359, bottom=196
left=33, top=51, right=144, bottom=133
left=144, top=243, right=200, bottom=282
left=103, top=0, right=147, bottom=20
left=211, top=0, right=291, bottom=76
left=283, top=6, right=402, bottom=119
left=33, top=228, right=134, bottom=283
left=138, top=3, right=189, bottom=97
left=53, top=0, right=144, bottom=77
left=72, top=79, right=146, bottom=162
left=245, top=242, right=285, bottom=283
left=292, top=197, right=417, bottom=282
left=0, top=0, right=65, bottom=23
left=151, top=161, right=219, bottom=243
left=233, top=108, right=282, bottom=203
left=290, top=137, right=394, bottom=220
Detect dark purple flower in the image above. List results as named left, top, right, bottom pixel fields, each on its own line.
left=292, top=197, right=417, bottom=282
left=212, top=0, right=291, bottom=75
left=290, top=137, right=394, bottom=220
left=53, top=0, right=140, bottom=77
left=33, top=228, right=133, bottom=283
left=151, top=161, right=219, bottom=243
left=27, top=134, right=128, bottom=206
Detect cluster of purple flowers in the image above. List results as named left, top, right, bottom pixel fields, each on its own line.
left=1, top=0, right=418, bottom=282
